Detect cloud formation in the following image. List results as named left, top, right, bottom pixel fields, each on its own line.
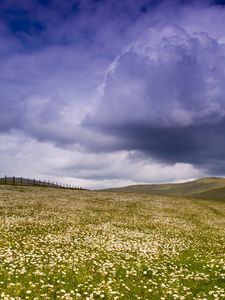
left=0, top=132, right=201, bottom=189
left=86, top=23, right=225, bottom=173
left=1, top=0, right=225, bottom=186
left=0, top=0, right=151, bottom=142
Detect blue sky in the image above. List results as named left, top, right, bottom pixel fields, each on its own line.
left=1, top=0, right=225, bottom=188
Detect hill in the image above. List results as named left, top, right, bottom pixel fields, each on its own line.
left=0, top=184, right=224, bottom=298
left=188, top=186, right=225, bottom=201
left=101, top=177, right=225, bottom=199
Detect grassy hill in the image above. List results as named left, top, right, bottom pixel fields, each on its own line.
left=0, top=184, right=224, bottom=298
left=101, top=177, right=225, bottom=200
left=189, top=186, right=225, bottom=201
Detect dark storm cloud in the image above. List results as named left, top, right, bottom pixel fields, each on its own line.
left=1, top=0, right=225, bottom=180
left=85, top=24, right=225, bottom=173
left=94, top=121, right=225, bottom=174
left=212, top=0, right=225, bottom=5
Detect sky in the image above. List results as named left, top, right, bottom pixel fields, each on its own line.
left=1, top=0, right=225, bottom=189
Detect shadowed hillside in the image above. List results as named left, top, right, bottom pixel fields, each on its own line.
left=189, top=186, right=225, bottom=201
left=101, top=177, right=225, bottom=200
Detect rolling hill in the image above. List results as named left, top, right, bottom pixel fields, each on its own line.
left=189, top=186, right=225, bottom=201
left=101, top=177, right=225, bottom=200
left=0, top=184, right=224, bottom=298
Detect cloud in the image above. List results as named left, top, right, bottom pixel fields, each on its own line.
left=85, top=23, right=225, bottom=173
left=1, top=0, right=225, bottom=186
left=0, top=0, right=153, bottom=144
left=0, top=132, right=201, bottom=189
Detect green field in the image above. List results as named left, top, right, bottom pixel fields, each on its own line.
left=0, top=184, right=224, bottom=299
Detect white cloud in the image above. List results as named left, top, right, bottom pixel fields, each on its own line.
left=0, top=132, right=202, bottom=189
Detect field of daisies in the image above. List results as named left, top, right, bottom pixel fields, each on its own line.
left=0, top=185, right=224, bottom=300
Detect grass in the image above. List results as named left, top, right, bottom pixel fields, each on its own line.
left=0, top=185, right=224, bottom=299
left=189, top=186, right=225, bottom=201
left=102, top=177, right=225, bottom=198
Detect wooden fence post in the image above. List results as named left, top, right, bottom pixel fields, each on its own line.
left=1, top=176, right=83, bottom=190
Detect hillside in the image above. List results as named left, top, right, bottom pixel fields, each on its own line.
left=101, top=177, right=225, bottom=199
left=0, top=184, right=224, bottom=298
left=189, top=186, right=225, bottom=201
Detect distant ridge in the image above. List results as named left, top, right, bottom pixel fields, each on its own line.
left=100, top=177, right=225, bottom=200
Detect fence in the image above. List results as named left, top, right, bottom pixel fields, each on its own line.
left=0, top=176, right=85, bottom=190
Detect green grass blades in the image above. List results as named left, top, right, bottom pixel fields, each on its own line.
left=0, top=185, right=224, bottom=299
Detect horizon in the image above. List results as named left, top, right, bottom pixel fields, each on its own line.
left=1, top=0, right=225, bottom=189
left=2, top=174, right=225, bottom=191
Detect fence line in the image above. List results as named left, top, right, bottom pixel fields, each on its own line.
left=0, top=176, right=85, bottom=190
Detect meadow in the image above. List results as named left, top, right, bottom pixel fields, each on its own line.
left=0, top=185, right=224, bottom=299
